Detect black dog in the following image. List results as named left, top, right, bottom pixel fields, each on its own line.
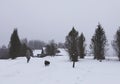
left=44, top=60, right=50, bottom=66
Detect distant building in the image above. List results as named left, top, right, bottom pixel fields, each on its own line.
left=33, top=49, right=42, bottom=57
left=33, top=47, right=46, bottom=57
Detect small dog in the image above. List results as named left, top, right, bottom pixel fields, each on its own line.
left=44, top=60, right=50, bottom=66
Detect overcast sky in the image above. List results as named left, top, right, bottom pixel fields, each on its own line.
left=0, top=0, right=120, bottom=47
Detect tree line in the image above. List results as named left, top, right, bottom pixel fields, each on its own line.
left=1, top=23, right=120, bottom=62
left=8, top=29, right=61, bottom=59
left=65, top=23, right=120, bottom=63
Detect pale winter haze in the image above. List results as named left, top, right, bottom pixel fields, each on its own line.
left=0, top=0, right=120, bottom=47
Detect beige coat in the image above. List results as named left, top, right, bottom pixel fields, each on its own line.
left=26, top=50, right=31, bottom=63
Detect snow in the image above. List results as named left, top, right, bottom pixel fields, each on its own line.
left=0, top=49, right=120, bottom=84
left=33, top=49, right=41, bottom=56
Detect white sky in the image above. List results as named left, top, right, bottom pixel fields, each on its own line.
left=0, top=0, right=120, bottom=48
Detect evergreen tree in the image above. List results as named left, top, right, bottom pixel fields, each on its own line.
left=20, top=43, right=27, bottom=56
left=46, top=44, right=51, bottom=56
left=9, top=29, right=21, bottom=59
left=20, top=40, right=33, bottom=57
left=65, top=27, right=79, bottom=62
left=90, top=23, right=107, bottom=61
left=45, top=40, right=57, bottom=56
left=112, top=27, right=120, bottom=61
left=78, top=33, right=86, bottom=59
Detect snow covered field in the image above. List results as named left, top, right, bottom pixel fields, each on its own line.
left=0, top=49, right=120, bottom=84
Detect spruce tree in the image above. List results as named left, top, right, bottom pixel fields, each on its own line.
left=90, top=23, right=107, bottom=61
left=45, top=40, right=57, bottom=56
left=46, top=44, right=51, bottom=56
left=65, top=27, right=79, bottom=62
left=9, top=29, right=21, bottom=59
left=78, top=33, right=86, bottom=59
left=112, top=27, right=120, bottom=61
left=20, top=43, right=28, bottom=56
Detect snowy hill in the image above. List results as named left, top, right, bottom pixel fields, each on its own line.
left=0, top=49, right=120, bottom=84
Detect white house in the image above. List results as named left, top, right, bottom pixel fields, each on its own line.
left=33, top=49, right=42, bottom=57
